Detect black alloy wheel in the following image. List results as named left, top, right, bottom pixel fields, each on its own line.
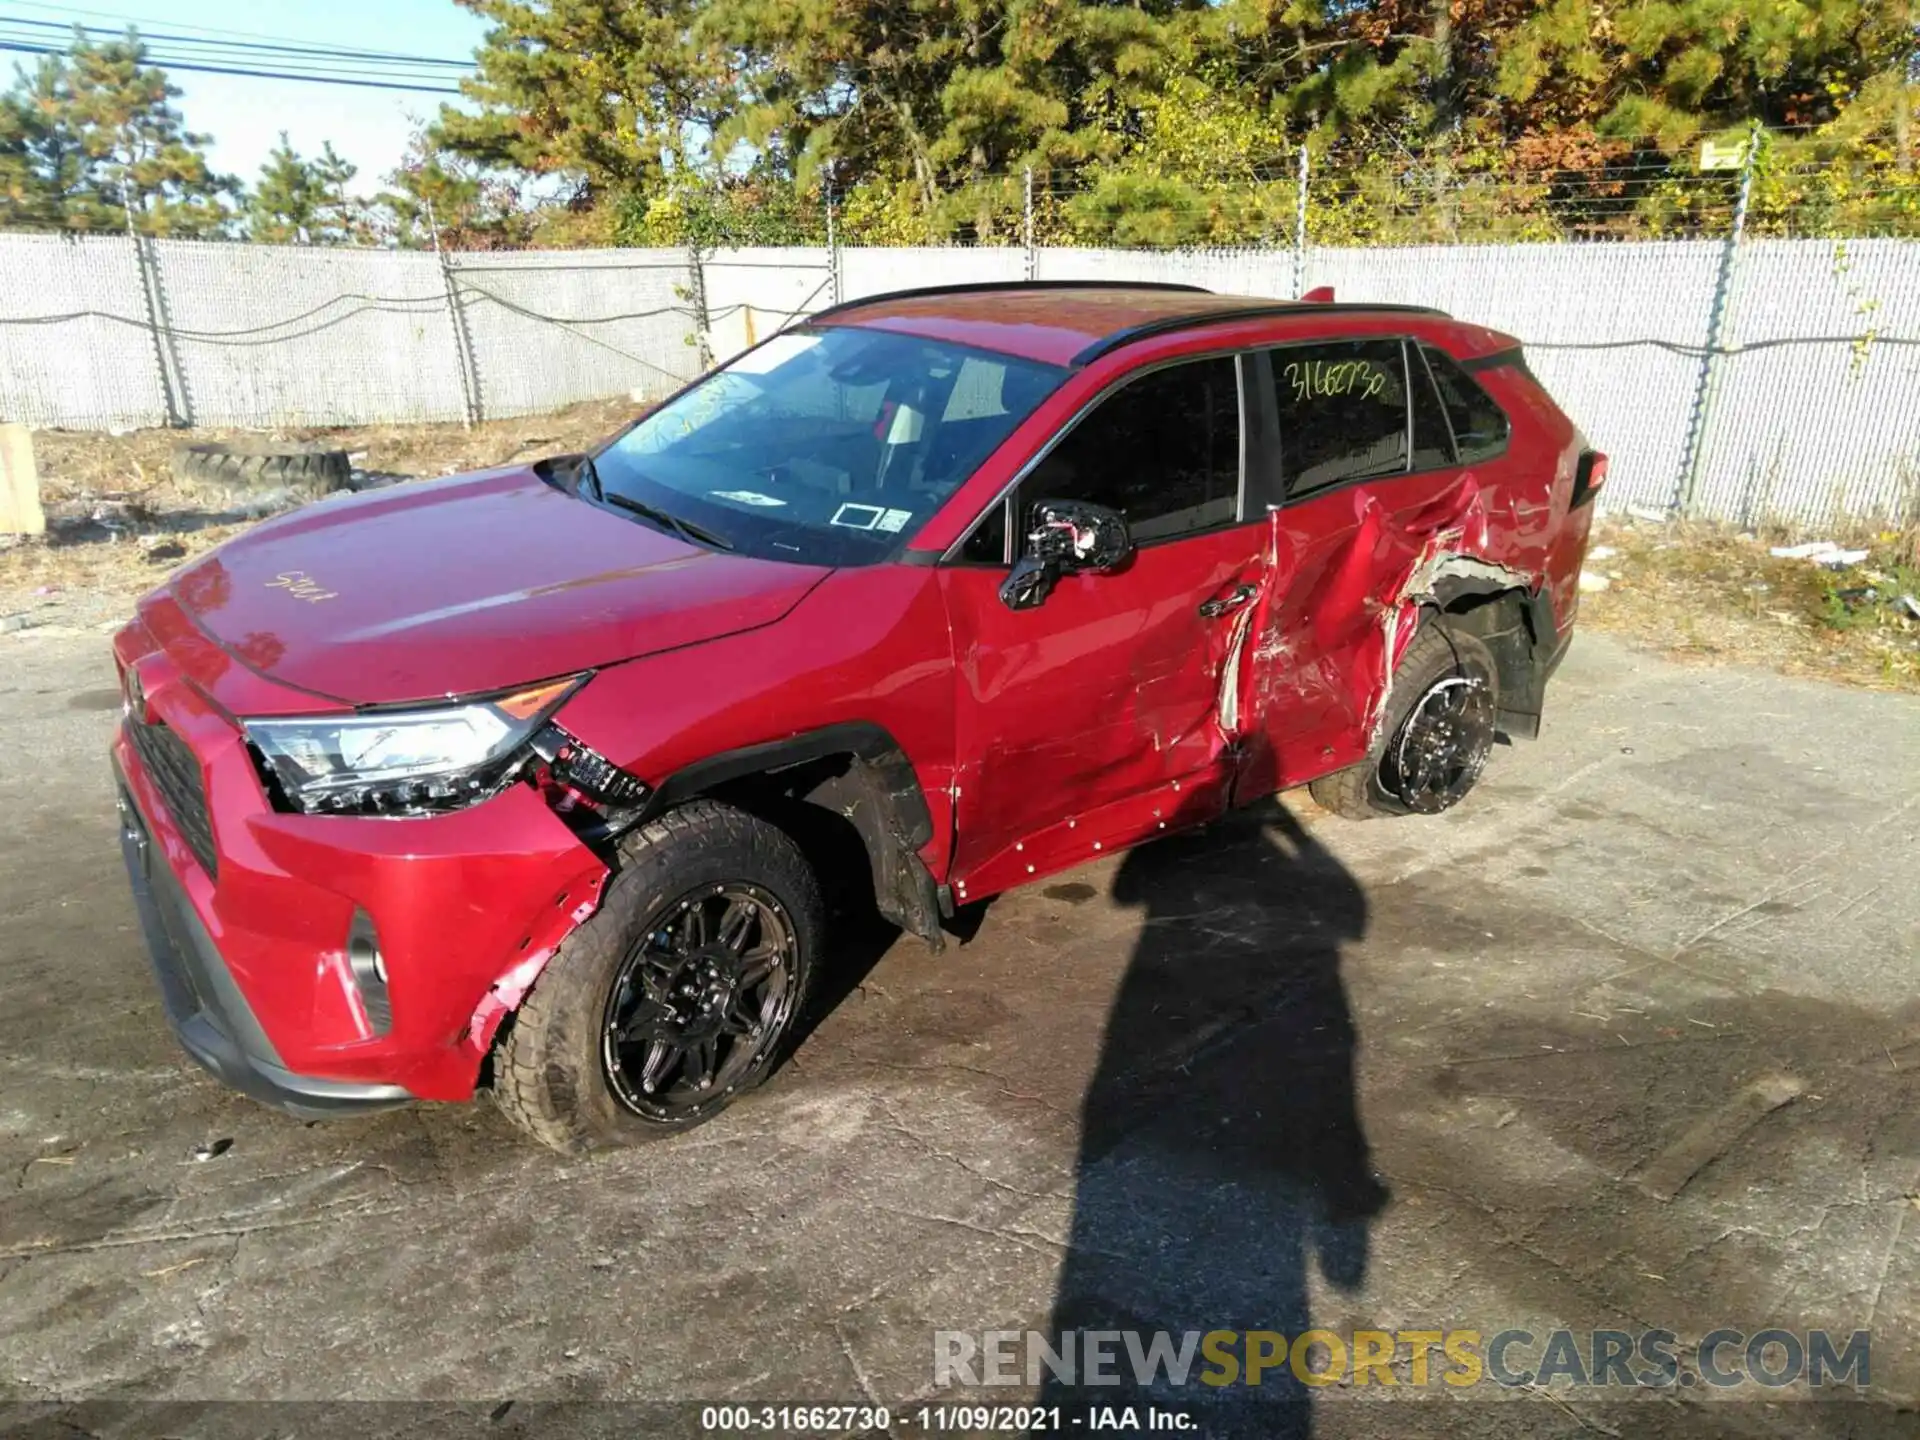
left=600, top=883, right=800, bottom=1121
left=1380, top=671, right=1497, bottom=814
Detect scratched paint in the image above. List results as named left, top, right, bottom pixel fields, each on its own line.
left=461, top=876, right=608, bottom=1061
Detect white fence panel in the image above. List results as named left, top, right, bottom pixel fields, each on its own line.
left=704, top=248, right=834, bottom=364
left=450, top=248, right=695, bottom=414
left=1038, top=247, right=1296, bottom=296
left=1306, top=241, right=1723, bottom=516
left=1692, top=238, right=1920, bottom=528
left=154, top=240, right=465, bottom=427
left=1, top=230, right=1914, bottom=533
left=842, top=247, right=1024, bottom=300
left=0, top=232, right=166, bottom=430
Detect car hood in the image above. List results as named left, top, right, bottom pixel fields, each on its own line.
left=164, top=466, right=832, bottom=705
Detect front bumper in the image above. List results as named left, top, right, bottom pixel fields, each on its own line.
left=110, top=609, right=611, bottom=1114
left=117, top=775, right=411, bottom=1118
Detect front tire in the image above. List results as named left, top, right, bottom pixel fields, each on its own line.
left=493, top=800, right=823, bottom=1154
left=1308, top=621, right=1499, bottom=820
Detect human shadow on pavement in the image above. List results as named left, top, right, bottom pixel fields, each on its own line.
left=1039, top=798, right=1386, bottom=1439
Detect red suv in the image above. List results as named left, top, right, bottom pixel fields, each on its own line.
left=111, top=282, right=1601, bottom=1151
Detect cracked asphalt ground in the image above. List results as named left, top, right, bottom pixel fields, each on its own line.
left=1, top=626, right=1917, bottom=1439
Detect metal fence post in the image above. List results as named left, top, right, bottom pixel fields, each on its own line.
left=1675, top=121, right=1760, bottom=516
left=1292, top=146, right=1310, bottom=298
left=687, top=239, right=714, bottom=371
left=1023, top=167, right=1036, bottom=281
left=130, top=234, right=190, bottom=428
left=425, top=198, right=481, bottom=427
left=825, top=172, right=842, bottom=307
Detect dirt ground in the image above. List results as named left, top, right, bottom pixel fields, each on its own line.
left=1, top=620, right=1917, bottom=1437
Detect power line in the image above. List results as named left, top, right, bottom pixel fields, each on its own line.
left=0, top=38, right=465, bottom=92
left=0, top=43, right=463, bottom=87
left=0, top=14, right=472, bottom=67
left=4, top=0, right=471, bottom=63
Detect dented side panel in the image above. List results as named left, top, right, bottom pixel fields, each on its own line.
left=939, top=522, right=1268, bottom=895
left=557, top=565, right=963, bottom=881
left=1236, top=377, right=1577, bottom=794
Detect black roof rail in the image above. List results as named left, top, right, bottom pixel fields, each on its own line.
left=1070, top=301, right=1450, bottom=365
left=805, top=278, right=1212, bottom=325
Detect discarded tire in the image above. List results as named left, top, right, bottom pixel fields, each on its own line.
left=171, top=440, right=352, bottom=503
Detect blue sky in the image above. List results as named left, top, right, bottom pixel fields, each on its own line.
left=10, top=0, right=491, bottom=194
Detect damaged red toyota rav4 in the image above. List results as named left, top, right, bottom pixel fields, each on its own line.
left=112, top=282, right=1602, bottom=1152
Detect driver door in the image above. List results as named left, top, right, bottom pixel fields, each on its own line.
left=937, top=355, right=1270, bottom=901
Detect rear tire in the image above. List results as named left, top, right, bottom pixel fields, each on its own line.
left=1308, top=621, right=1499, bottom=820
left=492, top=800, right=823, bottom=1154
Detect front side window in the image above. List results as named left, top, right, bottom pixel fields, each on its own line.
left=594, top=328, right=1065, bottom=565
left=1017, top=356, right=1242, bottom=546
left=1271, top=339, right=1410, bottom=498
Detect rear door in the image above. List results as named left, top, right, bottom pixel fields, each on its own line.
left=938, top=354, right=1269, bottom=898
left=1237, top=337, right=1480, bottom=795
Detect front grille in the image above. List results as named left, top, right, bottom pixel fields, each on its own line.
left=127, top=717, right=218, bottom=879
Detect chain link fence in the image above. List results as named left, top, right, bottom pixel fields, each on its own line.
left=1, top=141, right=1916, bottom=535
left=0, top=232, right=702, bottom=432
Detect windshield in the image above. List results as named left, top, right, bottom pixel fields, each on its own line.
left=593, top=327, right=1066, bottom=565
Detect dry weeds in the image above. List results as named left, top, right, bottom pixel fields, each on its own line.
left=0, top=399, right=636, bottom=610
left=1581, top=518, right=1920, bottom=693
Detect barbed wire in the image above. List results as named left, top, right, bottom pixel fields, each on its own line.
left=1, top=138, right=1915, bottom=257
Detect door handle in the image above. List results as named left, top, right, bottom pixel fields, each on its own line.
left=1198, top=583, right=1259, bottom=619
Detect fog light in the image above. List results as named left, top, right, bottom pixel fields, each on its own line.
left=346, top=909, right=392, bottom=1035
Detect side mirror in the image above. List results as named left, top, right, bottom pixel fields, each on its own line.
left=998, top=499, right=1134, bottom=611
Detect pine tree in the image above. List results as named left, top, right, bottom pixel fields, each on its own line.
left=0, top=28, right=234, bottom=235
left=310, top=142, right=372, bottom=244
left=432, top=0, right=1188, bottom=238
left=0, top=54, right=91, bottom=227
left=1496, top=0, right=1906, bottom=144
left=377, top=127, right=534, bottom=250
left=61, top=29, right=236, bottom=234
left=249, top=132, right=322, bottom=242
left=434, top=0, right=735, bottom=208
left=249, top=136, right=371, bottom=244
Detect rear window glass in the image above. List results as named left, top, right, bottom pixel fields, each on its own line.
left=1409, top=351, right=1454, bottom=470
left=1271, top=339, right=1409, bottom=497
left=1421, top=346, right=1511, bottom=463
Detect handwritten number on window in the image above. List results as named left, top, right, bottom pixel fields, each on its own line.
left=1282, top=359, right=1388, bottom=404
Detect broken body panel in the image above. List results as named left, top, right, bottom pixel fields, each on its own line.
left=111, top=286, right=1592, bottom=1116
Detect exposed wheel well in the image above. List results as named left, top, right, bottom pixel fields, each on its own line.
left=1433, top=586, right=1553, bottom=740
left=640, top=726, right=946, bottom=950
left=699, top=760, right=880, bottom=916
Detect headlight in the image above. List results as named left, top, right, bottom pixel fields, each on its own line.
left=246, top=676, right=582, bottom=816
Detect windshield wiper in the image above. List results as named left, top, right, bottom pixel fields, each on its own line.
left=600, top=490, right=734, bottom=552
